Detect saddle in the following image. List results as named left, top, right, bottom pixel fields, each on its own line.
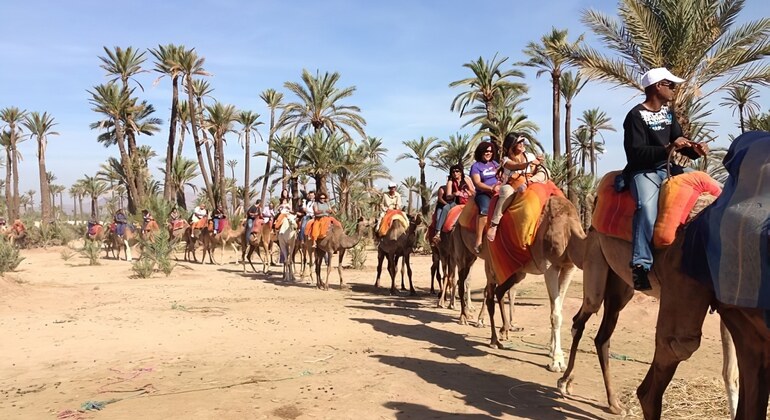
left=170, top=219, right=186, bottom=231
left=378, top=209, right=408, bottom=237
left=274, top=213, right=287, bottom=231
left=306, top=217, right=341, bottom=241
left=87, top=223, right=103, bottom=237
left=593, top=170, right=721, bottom=247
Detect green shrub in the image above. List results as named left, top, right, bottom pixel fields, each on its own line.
left=24, top=222, right=78, bottom=248
left=0, top=237, right=24, bottom=276
left=81, top=240, right=102, bottom=266
left=349, top=242, right=367, bottom=269
left=60, top=247, right=76, bottom=261
left=131, top=257, right=155, bottom=278
left=136, top=228, right=176, bottom=277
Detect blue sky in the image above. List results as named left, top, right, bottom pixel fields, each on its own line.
left=1, top=0, right=768, bottom=199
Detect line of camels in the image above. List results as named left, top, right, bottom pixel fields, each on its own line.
left=79, top=178, right=767, bottom=418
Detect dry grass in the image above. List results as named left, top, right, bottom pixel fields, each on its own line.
left=620, top=376, right=730, bottom=419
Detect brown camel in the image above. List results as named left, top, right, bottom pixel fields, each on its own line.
left=198, top=220, right=244, bottom=265
left=242, top=219, right=275, bottom=274
left=105, top=225, right=138, bottom=261
left=314, top=217, right=368, bottom=290
left=557, top=228, right=744, bottom=417
left=374, top=214, right=422, bottom=295
left=448, top=195, right=586, bottom=372
left=296, top=228, right=315, bottom=282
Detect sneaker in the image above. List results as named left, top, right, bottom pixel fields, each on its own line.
left=486, top=225, right=498, bottom=242
left=632, top=265, right=652, bottom=291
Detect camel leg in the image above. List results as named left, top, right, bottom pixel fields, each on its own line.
left=717, top=307, right=769, bottom=420
left=495, top=274, right=520, bottom=343
left=324, top=252, right=332, bottom=290
left=313, top=250, right=323, bottom=289
left=557, top=305, right=596, bottom=397
left=485, top=281, right=503, bottom=350
left=399, top=254, right=407, bottom=291
left=246, top=244, right=260, bottom=273
left=546, top=264, right=576, bottom=373
left=388, top=253, right=398, bottom=295
left=337, top=250, right=346, bottom=288
left=374, top=248, right=385, bottom=288
left=457, top=265, right=472, bottom=325
left=636, top=271, right=711, bottom=420
left=404, top=252, right=415, bottom=296
left=720, top=320, right=739, bottom=420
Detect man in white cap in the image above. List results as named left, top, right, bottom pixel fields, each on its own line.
left=376, top=181, right=403, bottom=232
left=622, top=67, right=708, bottom=291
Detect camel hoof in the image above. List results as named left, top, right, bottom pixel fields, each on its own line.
left=389, top=288, right=398, bottom=296
left=490, top=340, right=505, bottom=350
left=509, top=325, right=524, bottom=332
left=475, top=320, right=485, bottom=328
left=556, top=377, right=573, bottom=396
left=547, top=361, right=566, bottom=373
left=608, top=403, right=623, bottom=415
left=458, top=316, right=468, bottom=326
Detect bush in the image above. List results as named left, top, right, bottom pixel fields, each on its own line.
left=60, top=247, right=76, bottom=261
left=349, top=242, right=367, bottom=269
left=81, top=240, right=102, bottom=266
left=0, top=237, right=24, bottom=276
left=24, top=222, right=78, bottom=248
left=132, top=257, right=155, bottom=278
left=135, top=228, right=176, bottom=277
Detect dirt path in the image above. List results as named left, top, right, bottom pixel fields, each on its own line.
left=0, top=246, right=726, bottom=419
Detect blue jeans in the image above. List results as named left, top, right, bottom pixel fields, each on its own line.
left=435, top=203, right=455, bottom=233
left=213, top=218, right=220, bottom=232
left=630, top=164, right=690, bottom=270
left=245, top=218, right=254, bottom=243
left=116, top=222, right=126, bottom=237
left=475, top=193, right=492, bottom=216
left=299, top=215, right=311, bottom=241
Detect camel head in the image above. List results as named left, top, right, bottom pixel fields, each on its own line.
left=279, top=214, right=298, bottom=235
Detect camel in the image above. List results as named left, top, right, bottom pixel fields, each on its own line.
left=429, top=237, right=443, bottom=295
left=197, top=219, right=244, bottom=265
left=314, top=217, right=368, bottom=291
left=5, top=220, right=27, bottom=248
left=374, top=214, right=422, bottom=295
left=277, top=214, right=298, bottom=282
left=555, top=229, right=742, bottom=418
left=105, top=224, right=138, bottom=261
left=242, top=219, right=275, bottom=274
left=140, top=219, right=160, bottom=241
left=448, top=195, right=586, bottom=372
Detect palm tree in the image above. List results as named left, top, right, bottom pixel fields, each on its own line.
left=259, top=89, right=285, bottom=202
left=80, top=175, right=109, bottom=219
left=99, top=46, right=147, bottom=90
left=49, top=184, right=65, bottom=219
left=88, top=83, right=142, bottom=213
left=160, top=156, right=199, bottom=210
left=23, top=112, right=59, bottom=224
left=283, top=69, right=366, bottom=140
left=450, top=54, right=526, bottom=147
left=301, top=131, right=345, bottom=198
left=396, top=136, right=440, bottom=217
left=577, top=108, right=615, bottom=176
left=560, top=71, right=588, bottom=202
left=204, top=102, right=237, bottom=210
left=25, top=189, right=36, bottom=213
left=261, top=133, right=304, bottom=207
left=178, top=48, right=213, bottom=205
left=720, top=84, right=761, bottom=134
left=401, top=176, right=419, bottom=214
left=226, top=158, right=239, bottom=209
left=150, top=44, right=185, bottom=201
left=236, top=110, right=263, bottom=207
left=0, top=106, right=27, bottom=220
left=521, top=28, right=583, bottom=157
left=359, top=136, right=389, bottom=191
left=465, top=86, right=541, bottom=149
left=431, top=133, right=476, bottom=172
left=175, top=101, right=190, bottom=161
left=570, top=0, right=770, bottom=134
left=69, top=181, right=85, bottom=220
left=0, top=131, right=12, bottom=218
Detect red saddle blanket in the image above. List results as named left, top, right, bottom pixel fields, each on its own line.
left=593, top=170, right=722, bottom=247
left=378, top=209, right=408, bottom=237
left=487, top=181, right=564, bottom=284
left=87, top=224, right=103, bottom=237
left=170, top=220, right=186, bottom=231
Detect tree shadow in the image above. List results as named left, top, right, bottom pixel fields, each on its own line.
left=375, top=355, right=602, bottom=420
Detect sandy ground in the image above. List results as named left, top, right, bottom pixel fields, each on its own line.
left=0, top=243, right=727, bottom=420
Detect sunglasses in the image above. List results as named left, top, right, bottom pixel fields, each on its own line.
left=659, top=81, right=677, bottom=89
left=451, top=169, right=461, bottom=173
left=484, top=149, right=493, bottom=153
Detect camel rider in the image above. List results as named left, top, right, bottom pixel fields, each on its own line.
left=114, top=208, right=128, bottom=238
left=623, top=67, right=708, bottom=291
left=377, top=182, right=402, bottom=231
left=141, top=209, right=154, bottom=234
left=262, top=201, right=275, bottom=225
left=311, top=192, right=333, bottom=248
left=190, top=203, right=207, bottom=238
left=212, top=205, right=226, bottom=233
left=299, top=191, right=316, bottom=241
left=245, top=200, right=260, bottom=243
left=168, top=207, right=180, bottom=228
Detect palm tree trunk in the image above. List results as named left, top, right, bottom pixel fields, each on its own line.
left=739, top=104, right=745, bottom=133
left=282, top=164, right=288, bottom=193
left=4, top=148, right=11, bottom=219
left=78, top=196, right=84, bottom=218
left=72, top=195, right=77, bottom=220
left=38, top=143, right=52, bottom=224
left=164, top=74, right=180, bottom=201
left=186, top=76, right=214, bottom=206
left=419, top=163, right=429, bottom=217
left=244, top=129, right=251, bottom=208
left=91, top=196, right=98, bottom=220
left=11, top=146, right=20, bottom=221
left=564, top=102, right=576, bottom=203
left=176, top=127, right=186, bottom=162
left=260, top=111, right=275, bottom=206
left=177, top=188, right=187, bottom=210
left=114, top=118, right=140, bottom=214
left=218, top=136, right=227, bottom=212
left=589, top=134, right=596, bottom=177
left=552, top=71, right=562, bottom=157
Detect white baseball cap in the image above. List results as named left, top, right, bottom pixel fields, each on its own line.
left=388, top=182, right=397, bottom=188
left=641, top=67, right=685, bottom=88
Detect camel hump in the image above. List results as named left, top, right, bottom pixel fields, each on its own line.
left=378, top=210, right=408, bottom=237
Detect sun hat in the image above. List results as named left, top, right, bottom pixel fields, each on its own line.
left=641, top=67, right=685, bottom=88
left=388, top=182, right=397, bottom=188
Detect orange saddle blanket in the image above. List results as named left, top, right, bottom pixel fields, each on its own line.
left=378, top=209, right=408, bottom=237
left=305, top=217, right=342, bottom=241
left=487, top=181, right=564, bottom=284
left=274, top=213, right=287, bottom=230
left=593, top=170, right=722, bottom=247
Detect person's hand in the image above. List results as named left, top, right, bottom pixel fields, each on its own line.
left=691, top=141, right=709, bottom=157
left=671, top=137, right=690, bottom=150
left=531, top=157, right=542, bottom=167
